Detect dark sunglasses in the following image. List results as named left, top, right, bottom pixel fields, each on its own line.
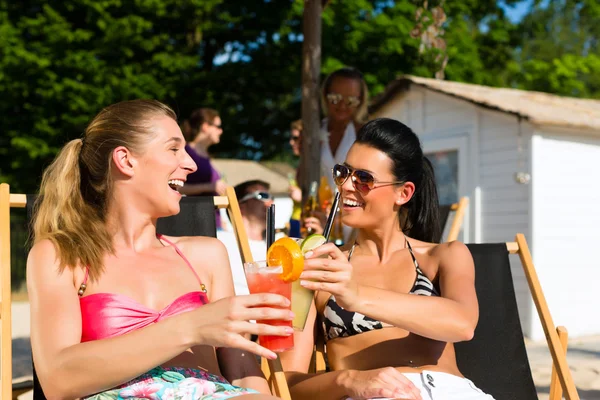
left=332, top=164, right=403, bottom=194
left=239, top=191, right=272, bottom=203
left=208, top=121, right=222, bottom=128
left=290, top=136, right=301, bottom=142
left=326, top=92, right=361, bottom=108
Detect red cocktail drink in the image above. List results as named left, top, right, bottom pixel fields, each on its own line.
left=244, top=261, right=294, bottom=352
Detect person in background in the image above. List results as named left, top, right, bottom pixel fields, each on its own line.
left=179, top=108, right=228, bottom=228
left=288, top=119, right=327, bottom=237
left=301, top=67, right=370, bottom=240
left=320, top=67, right=369, bottom=190
left=218, top=180, right=273, bottom=295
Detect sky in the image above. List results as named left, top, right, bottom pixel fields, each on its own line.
left=502, top=0, right=534, bottom=23
left=501, top=0, right=551, bottom=23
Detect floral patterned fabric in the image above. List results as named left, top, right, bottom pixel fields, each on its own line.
left=84, top=366, right=259, bottom=400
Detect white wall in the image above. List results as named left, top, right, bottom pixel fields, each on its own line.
left=530, top=130, right=600, bottom=339
left=477, top=109, right=535, bottom=336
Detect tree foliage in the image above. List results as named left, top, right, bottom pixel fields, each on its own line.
left=509, top=0, right=600, bottom=97
left=0, top=0, right=598, bottom=193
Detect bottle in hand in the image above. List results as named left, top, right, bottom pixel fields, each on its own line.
left=301, top=181, right=318, bottom=236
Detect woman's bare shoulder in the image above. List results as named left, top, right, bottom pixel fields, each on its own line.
left=27, top=239, right=78, bottom=288
left=161, top=235, right=229, bottom=272
left=428, top=240, right=474, bottom=271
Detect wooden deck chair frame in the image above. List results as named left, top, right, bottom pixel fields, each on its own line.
left=445, top=196, right=468, bottom=242
left=0, top=184, right=291, bottom=400
left=313, top=234, right=579, bottom=400
left=1, top=185, right=32, bottom=400
left=218, top=188, right=291, bottom=399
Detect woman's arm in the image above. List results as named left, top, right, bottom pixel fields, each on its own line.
left=28, top=239, right=290, bottom=400
left=28, top=240, right=198, bottom=399
left=277, top=295, right=422, bottom=400
left=287, top=367, right=421, bottom=400
left=204, top=238, right=286, bottom=393
left=300, top=242, right=479, bottom=343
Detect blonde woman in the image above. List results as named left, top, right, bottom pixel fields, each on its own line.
left=319, top=67, right=369, bottom=190
left=301, top=67, right=369, bottom=240
left=27, top=100, right=289, bottom=399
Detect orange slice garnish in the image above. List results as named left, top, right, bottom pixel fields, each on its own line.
left=267, top=237, right=305, bottom=282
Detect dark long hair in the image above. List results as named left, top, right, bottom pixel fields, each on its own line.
left=181, top=108, right=220, bottom=142
left=355, top=118, right=441, bottom=243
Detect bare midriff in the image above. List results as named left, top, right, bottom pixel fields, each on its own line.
left=326, top=327, right=463, bottom=376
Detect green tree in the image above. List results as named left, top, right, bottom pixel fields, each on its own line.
left=0, top=0, right=223, bottom=192
left=5, top=0, right=594, bottom=195
left=510, top=0, right=600, bottom=98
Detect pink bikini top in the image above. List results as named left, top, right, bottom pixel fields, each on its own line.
left=79, top=235, right=209, bottom=342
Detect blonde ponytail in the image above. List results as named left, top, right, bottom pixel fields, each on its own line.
left=33, top=138, right=112, bottom=281
left=32, top=99, right=177, bottom=281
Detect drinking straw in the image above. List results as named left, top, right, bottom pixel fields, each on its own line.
left=322, top=191, right=341, bottom=241
left=266, top=203, right=276, bottom=248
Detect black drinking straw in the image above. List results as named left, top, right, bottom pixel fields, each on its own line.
left=266, top=203, right=276, bottom=248
left=322, top=191, right=341, bottom=241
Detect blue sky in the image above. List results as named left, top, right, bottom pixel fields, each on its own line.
left=501, top=0, right=554, bottom=23
left=501, top=0, right=533, bottom=23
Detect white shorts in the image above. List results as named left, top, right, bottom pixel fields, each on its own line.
left=348, top=370, right=495, bottom=400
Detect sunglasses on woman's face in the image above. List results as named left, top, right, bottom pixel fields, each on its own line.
left=326, top=93, right=361, bottom=108
left=332, top=164, right=404, bottom=194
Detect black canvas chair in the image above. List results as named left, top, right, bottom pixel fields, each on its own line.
left=455, top=239, right=579, bottom=399
left=312, top=234, right=579, bottom=400
left=1, top=185, right=292, bottom=400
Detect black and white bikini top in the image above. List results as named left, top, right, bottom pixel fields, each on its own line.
left=322, top=239, right=440, bottom=342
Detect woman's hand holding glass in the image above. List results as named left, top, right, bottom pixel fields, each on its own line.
left=186, top=294, right=294, bottom=360
left=299, top=243, right=360, bottom=311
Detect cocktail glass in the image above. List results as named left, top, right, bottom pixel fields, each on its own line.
left=244, top=260, right=294, bottom=352
left=287, top=237, right=319, bottom=332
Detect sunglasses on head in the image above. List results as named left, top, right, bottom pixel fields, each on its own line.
left=326, top=93, right=361, bottom=108
left=239, top=191, right=272, bottom=203
left=332, top=164, right=404, bottom=194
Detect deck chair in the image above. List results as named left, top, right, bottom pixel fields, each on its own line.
left=155, top=187, right=291, bottom=400
left=439, top=196, right=468, bottom=242
left=0, top=185, right=35, bottom=400
left=455, top=236, right=578, bottom=400
left=313, top=234, right=579, bottom=400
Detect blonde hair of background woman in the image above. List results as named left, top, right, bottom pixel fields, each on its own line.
left=320, top=67, right=369, bottom=124
left=32, top=99, right=177, bottom=281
